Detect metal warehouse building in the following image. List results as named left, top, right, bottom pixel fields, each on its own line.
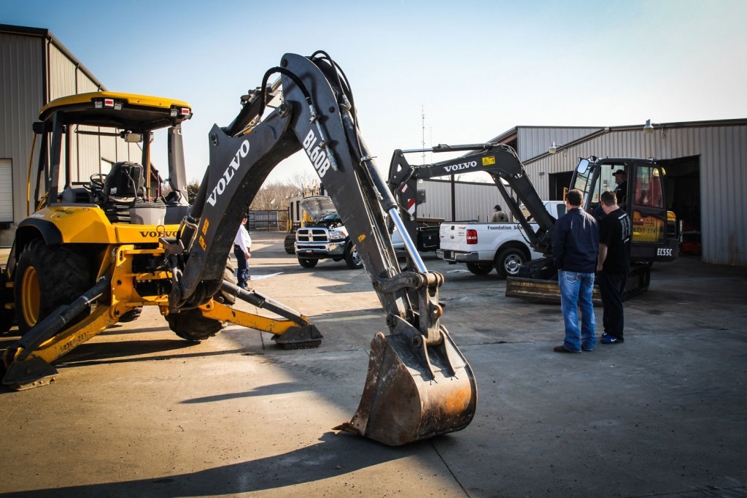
left=1, top=24, right=746, bottom=266
left=415, top=122, right=746, bottom=267
left=0, top=24, right=140, bottom=246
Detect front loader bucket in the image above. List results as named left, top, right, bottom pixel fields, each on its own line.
left=338, top=325, right=477, bottom=446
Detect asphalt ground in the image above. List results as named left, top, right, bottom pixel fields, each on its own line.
left=1, top=232, right=746, bottom=497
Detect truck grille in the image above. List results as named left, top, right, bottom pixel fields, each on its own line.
left=297, top=228, right=329, bottom=243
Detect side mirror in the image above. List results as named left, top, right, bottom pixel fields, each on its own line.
left=576, top=158, right=590, bottom=175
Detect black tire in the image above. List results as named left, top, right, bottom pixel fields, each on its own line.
left=344, top=241, right=363, bottom=269
left=494, top=247, right=527, bottom=279
left=166, top=308, right=223, bottom=342
left=466, top=262, right=493, bottom=276
left=215, top=264, right=237, bottom=305
left=14, top=239, right=91, bottom=336
left=0, top=272, right=13, bottom=334
left=299, top=258, right=318, bottom=268
left=283, top=233, right=296, bottom=255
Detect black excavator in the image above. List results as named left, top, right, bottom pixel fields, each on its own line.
left=388, top=143, right=679, bottom=301
left=0, top=52, right=477, bottom=446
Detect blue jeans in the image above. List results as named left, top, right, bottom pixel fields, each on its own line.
left=558, top=270, right=596, bottom=352
left=234, top=245, right=250, bottom=288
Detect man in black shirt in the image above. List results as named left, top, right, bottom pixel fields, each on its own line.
left=596, top=190, right=631, bottom=344
left=613, top=169, right=628, bottom=206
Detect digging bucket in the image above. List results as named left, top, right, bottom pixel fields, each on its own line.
left=337, top=318, right=477, bottom=446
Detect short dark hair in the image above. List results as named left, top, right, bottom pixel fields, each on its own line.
left=600, top=190, right=617, bottom=206
left=494, top=205, right=502, bottom=211
left=566, top=189, right=583, bottom=207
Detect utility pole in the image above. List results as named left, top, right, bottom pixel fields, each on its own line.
left=421, top=105, right=426, bottom=165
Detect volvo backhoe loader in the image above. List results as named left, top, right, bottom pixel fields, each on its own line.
left=388, top=143, right=678, bottom=301
left=0, top=52, right=477, bottom=446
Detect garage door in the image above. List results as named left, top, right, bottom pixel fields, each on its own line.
left=0, top=160, right=12, bottom=222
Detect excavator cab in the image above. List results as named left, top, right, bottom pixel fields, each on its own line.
left=571, top=157, right=679, bottom=265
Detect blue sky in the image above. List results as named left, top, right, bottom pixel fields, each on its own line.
left=3, top=0, right=746, bottom=184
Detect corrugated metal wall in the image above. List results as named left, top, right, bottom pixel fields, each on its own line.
left=516, top=127, right=602, bottom=161
left=0, top=32, right=44, bottom=227
left=0, top=26, right=144, bottom=239
left=48, top=41, right=108, bottom=184
left=523, top=125, right=747, bottom=266
left=416, top=179, right=509, bottom=223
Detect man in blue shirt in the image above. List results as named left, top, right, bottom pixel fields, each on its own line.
left=552, top=189, right=599, bottom=353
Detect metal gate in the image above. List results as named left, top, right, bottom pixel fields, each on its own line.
left=248, top=210, right=287, bottom=231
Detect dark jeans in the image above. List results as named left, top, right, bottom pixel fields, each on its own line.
left=597, top=271, right=625, bottom=338
left=234, top=245, right=249, bottom=288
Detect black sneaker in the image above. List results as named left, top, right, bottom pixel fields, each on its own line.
left=601, top=335, right=624, bottom=345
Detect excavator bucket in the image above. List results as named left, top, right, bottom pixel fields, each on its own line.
left=337, top=322, right=477, bottom=446
left=506, top=264, right=650, bottom=304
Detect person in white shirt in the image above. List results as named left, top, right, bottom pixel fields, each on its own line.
left=233, top=215, right=252, bottom=288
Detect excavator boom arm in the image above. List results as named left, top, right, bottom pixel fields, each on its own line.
left=163, top=52, right=476, bottom=446
left=388, top=143, right=556, bottom=255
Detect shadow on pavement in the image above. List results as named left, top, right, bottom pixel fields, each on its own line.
left=0, top=432, right=427, bottom=497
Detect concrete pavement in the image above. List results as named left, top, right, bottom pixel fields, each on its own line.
left=1, top=232, right=746, bottom=497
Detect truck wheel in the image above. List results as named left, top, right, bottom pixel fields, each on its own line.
left=166, top=308, right=222, bottom=342
left=495, top=247, right=527, bottom=279
left=345, top=242, right=363, bottom=269
left=299, top=258, right=318, bottom=268
left=283, top=233, right=296, bottom=254
left=466, top=263, right=493, bottom=276
left=14, top=239, right=91, bottom=336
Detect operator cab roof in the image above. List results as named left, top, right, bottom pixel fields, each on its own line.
left=38, top=91, right=193, bottom=131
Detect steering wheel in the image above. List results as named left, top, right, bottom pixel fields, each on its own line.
left=89, top=173, right=106, bottom=190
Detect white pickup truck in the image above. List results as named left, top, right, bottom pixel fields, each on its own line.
left=437, top=201, right=565, bottom=278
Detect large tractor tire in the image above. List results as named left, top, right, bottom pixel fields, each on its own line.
left=0, top=272, right=14, bottom=334
left=283, top=233, right=296, bottom=254
left=166, top=308, right=223, bottom=342
left=14, top=239, right=92, bottom=336
left=344, top=241, right=363, bottom=269
left=167, top=265, right=234, bottom=342
left=215, top=263, right=237, bottom=305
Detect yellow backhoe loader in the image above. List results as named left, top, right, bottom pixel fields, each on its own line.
left=0, top=51, right=477, bottom=446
